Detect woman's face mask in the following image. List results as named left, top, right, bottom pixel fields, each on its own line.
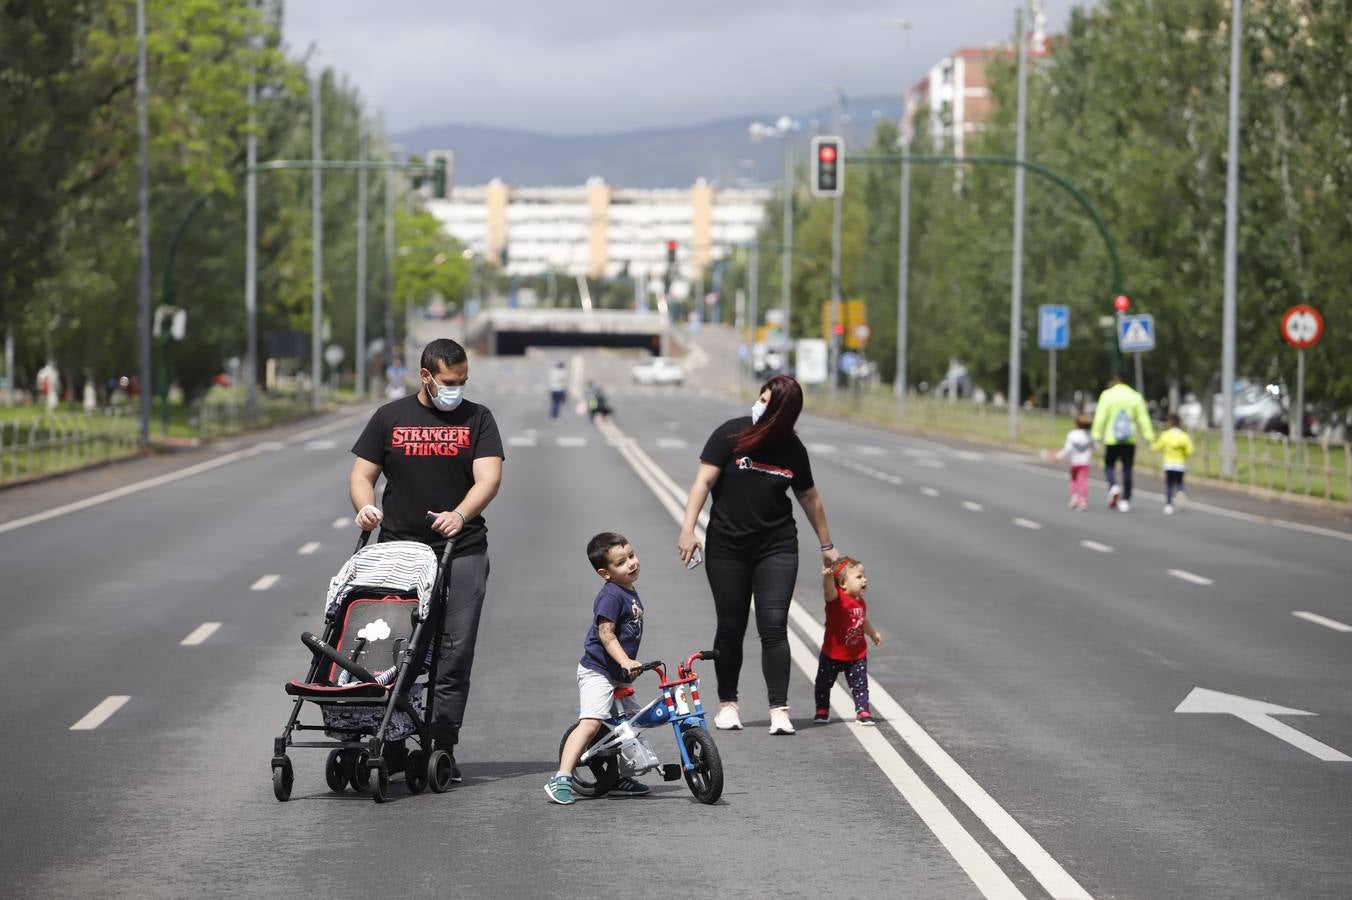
left=425, top=380, right=464, bottom=412
left=750, top=398, right=768, bottom=424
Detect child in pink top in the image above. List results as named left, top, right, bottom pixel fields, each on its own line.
left=1051, top=413, right=1095, bottom=511
left=813, top=557, right=882, bottom=725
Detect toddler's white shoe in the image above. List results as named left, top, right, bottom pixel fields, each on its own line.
left=1163, top=503, right=1175, bottom=515
left=1118, top=499, right=1131, bottom=513
left=713, top=701, right=743, bottom=731
left=768, top=706, right=796, bottom=735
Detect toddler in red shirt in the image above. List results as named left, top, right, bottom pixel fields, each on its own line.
left=813, top=557, right=882, bottom=725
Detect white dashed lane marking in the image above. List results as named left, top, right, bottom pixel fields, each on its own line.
left=180, top=622, right=222, bottom=646
left=70, top=696, right=131, bottom=731
left=859, top=446, right=886, bottom=456
left=1080, top=540, right=1113, bottom=553
left=1167, top=568, right=1214, bottom=586
left=961, top=501, right=984, bottom=512
left=304, top=439, right=336, bottom=450
left=1012, top=518, right=1042, bottom=530
left=298, top=542, right=321, bottom=556
left=916, top=458, right=946, bottom=469
left=1292, top=611, right=1352, bottom=632
left=507, top=435, right=537, bottom=447
left=556, top=437, right=587, bottom=448
left=656, top=438, right=688, bottom=449
left=921, top=487, right=941, bottom=498
left=331, top=517, right=349, bottom=529
left=251, top=574, right=280, bottom=591
left=806, top=443, right=839, bottom=454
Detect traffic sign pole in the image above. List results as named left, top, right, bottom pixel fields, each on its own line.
left=1049, top=348, right=1056, bottom=415
left=1293, top=348, right=1304, bottom=449
left=1279, top=305, right=1324, bottom=449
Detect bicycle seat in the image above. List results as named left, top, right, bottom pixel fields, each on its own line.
left=613, top=686, right=635, bottom=699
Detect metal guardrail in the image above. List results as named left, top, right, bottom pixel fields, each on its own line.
left=821, top=389, right=1352, bottom=505
left=0, top=393, right=320, bottom=488
left=0, top=408, right=140, bottom=486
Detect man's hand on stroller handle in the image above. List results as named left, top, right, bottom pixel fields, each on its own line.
left=355, top=505, right=383, bottom=531
left=426, top=509, right=466, bottom=538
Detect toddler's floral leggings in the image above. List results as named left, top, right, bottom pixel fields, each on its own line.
left=813, top=652, right=870, bottom=714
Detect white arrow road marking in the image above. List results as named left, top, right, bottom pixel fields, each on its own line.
left=251, top=574, right=280, bottom=592
left=1167, top=569, right=1214, bottom=586
left=600, top=417, right=1091, bottom=900
left=1176, top=688, right=1351, bottom=762
left=1292, top=611, right=1352, bottom=633
left=71, top=696, right=131, bottom=730
left=507, top=435, right=537, bottom=447
left=180, top=622, right=221, bottom=646
left=331, top=516, right=349, bottom=529
left=1012, top=518, right=1042, bottom=530
left=1080, top=540, right=1113, bottom=553
left=297, top=542, right=321, bottom=556
left=921, top=487, right=941, bottom=498
left=962, top=501, right=984, bottom=512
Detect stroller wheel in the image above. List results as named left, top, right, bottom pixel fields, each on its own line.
left=370, top=764, right=390, bottom=804
left=427, top=749, right=453, bottom=793
left=325, top=750, right=348, bottom=792
left=346, top=750, right=371, bottom=792
left=405, top=750, right=427, bottom=794
left=272, top=756, right=294, bottom=802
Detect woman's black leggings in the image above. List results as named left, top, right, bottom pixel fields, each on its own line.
left=705, top=546, right=798, bottom=708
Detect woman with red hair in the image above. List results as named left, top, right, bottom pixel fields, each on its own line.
left=677, top=375, right=841, bottom=735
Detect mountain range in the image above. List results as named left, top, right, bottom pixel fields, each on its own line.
left=392, top=94, right=904, bottom=189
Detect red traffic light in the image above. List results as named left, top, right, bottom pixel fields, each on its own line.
left=819, top=145, right=837, bottom=164
left=666, top=240, right=677, bottom=252
left=1113, top=295, right=1131, bottom=312
left=832, top=323, right=845, bottom=336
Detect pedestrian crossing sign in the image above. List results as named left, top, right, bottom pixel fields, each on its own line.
left=1117, top=314, right=1155, bottom=352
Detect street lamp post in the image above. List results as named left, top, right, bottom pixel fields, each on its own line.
left=891, top=17, right=912, bottom=409
left=310, top=68, right=324, bottom=408
left=1008, top=6, right=1029, bottom=441
left=828, top=88, right=845, bottom=400
left=356, top=128, right=368, bottom=398
left=244, top=0, right=258, bottom=414
left=1220, top=0, right=1243, bottom=477
left=136, top=0, right=152, bottom=445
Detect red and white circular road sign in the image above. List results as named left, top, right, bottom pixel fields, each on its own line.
left=852, top=323, right=872, bottom=344
left=1280, top=305, right=1323, bottom=349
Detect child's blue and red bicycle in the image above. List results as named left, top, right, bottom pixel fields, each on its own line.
left=559, top=649, right=724, bottom=804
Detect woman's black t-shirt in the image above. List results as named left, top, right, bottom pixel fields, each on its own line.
left=351, top=395, right=505, bottom=558
left=700, top=416, right=814, bottom=554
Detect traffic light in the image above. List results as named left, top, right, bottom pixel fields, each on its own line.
left=811, top=136, right=844, bottom=197
left=1113, top=294, right=1131, bottom=312
left=832, top=322, right=846, bottom=337
left=666, top=240, right=677, bottom=265
left=433, top=157, right=447, bottom=199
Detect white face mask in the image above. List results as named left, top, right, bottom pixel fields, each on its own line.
left=426, top=381, right=464, bottom=412
left=750, top=399, right=768, bottom=424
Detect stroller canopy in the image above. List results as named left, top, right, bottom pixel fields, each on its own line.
left=325, top=540, right=439, bottom=620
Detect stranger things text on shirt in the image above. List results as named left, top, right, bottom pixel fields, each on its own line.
left=392, top=426, right=473, bottom=457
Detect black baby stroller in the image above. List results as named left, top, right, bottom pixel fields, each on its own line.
left=271, top=530, right=455, bottom=803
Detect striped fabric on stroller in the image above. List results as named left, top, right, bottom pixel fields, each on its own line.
left=272, top=535, right=458, bottom=803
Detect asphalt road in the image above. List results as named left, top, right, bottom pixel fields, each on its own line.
left=1, top=349, right=1348, bottom=900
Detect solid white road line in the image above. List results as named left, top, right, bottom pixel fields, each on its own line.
left=70, top=696, right=131, bottom=731
left=788, top=606, right=1091, bottom=900
left=297, top=542, right=321, bottom=556
left=180, top=622, right=222, bottom=646
left=251, top=574, right=280, bottom=592
left=1167, top=568, right=1214, bottom=586
left=921, top=487, right=941, bottom=498
left=1013, top=518, right=1042, bottom=530
left=1292, top=611, right=1352, bottom=633
left=331, top=516, right=349, bottom=529
left=284, top=410, right=372, bottom=445
left=1080, top=540, right=1113, bottom=553
left=962, top=501, right=984, bottom=512
left=785, top=628, right=1028, bottom=899
left=605, top=419, right=1090, bottom=900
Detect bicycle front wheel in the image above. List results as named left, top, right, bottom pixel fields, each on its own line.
left=681, top=725, right=723, bottom=804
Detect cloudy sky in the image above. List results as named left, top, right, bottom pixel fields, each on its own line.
left=283, top=1, right=1087, bottom=135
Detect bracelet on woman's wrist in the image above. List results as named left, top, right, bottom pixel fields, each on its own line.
left=819, top=542, right=834, bottom=552
left=450, top=510, right=466, bottom=524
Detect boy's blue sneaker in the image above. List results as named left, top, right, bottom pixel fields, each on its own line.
left=608, top=776, right=651, bottom=797
left=544, top=775, right=576, bottom=805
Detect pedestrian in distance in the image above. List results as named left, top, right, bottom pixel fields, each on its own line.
left=677, top=374, right=841, bottom=736
left=585, top=381, right=613, bottom=423
left=349, top=338, right=505, bottom=784
left=547, top=361, right=568, bottom=420
left=1151, top=413, right=1195, bottom=515
left=813, top=557, right=882, bottom=726
left=1048, top=413, right=1095, bottom=511
left=546, top=532, right=653, bottom=805
left=1090, top=371, right=1156, bottom=513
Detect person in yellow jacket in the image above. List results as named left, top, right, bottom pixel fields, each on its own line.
left=1151, top=413, right=1195, bottom=514
left=1090, top=372, right=1157, bottom=512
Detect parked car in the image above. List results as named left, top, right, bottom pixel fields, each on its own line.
left=1210, top=377, right=1287, bottom=432
left=631, top=357, right=684, bottom=386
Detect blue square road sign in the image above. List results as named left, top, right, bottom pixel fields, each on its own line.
left=1038, top=305, right=1070, bottom=350
left=1118, top=314, right=1155, bottom=352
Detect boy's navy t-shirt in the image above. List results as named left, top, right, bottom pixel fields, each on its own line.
left=580, top=582, right=644, bottom=682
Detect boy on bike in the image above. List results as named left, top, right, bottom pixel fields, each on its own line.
left=545, top=532, right=652, bottom=805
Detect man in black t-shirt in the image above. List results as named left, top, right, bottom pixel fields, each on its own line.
left=350, top=338, right=505, bottom=781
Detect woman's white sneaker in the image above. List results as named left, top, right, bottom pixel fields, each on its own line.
left=713, top=701, right=743, bottom=731
left=768, top=706, right=796, bottom=735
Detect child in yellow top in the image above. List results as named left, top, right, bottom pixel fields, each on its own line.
left=1151, top=413, right=1194, bottom=514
